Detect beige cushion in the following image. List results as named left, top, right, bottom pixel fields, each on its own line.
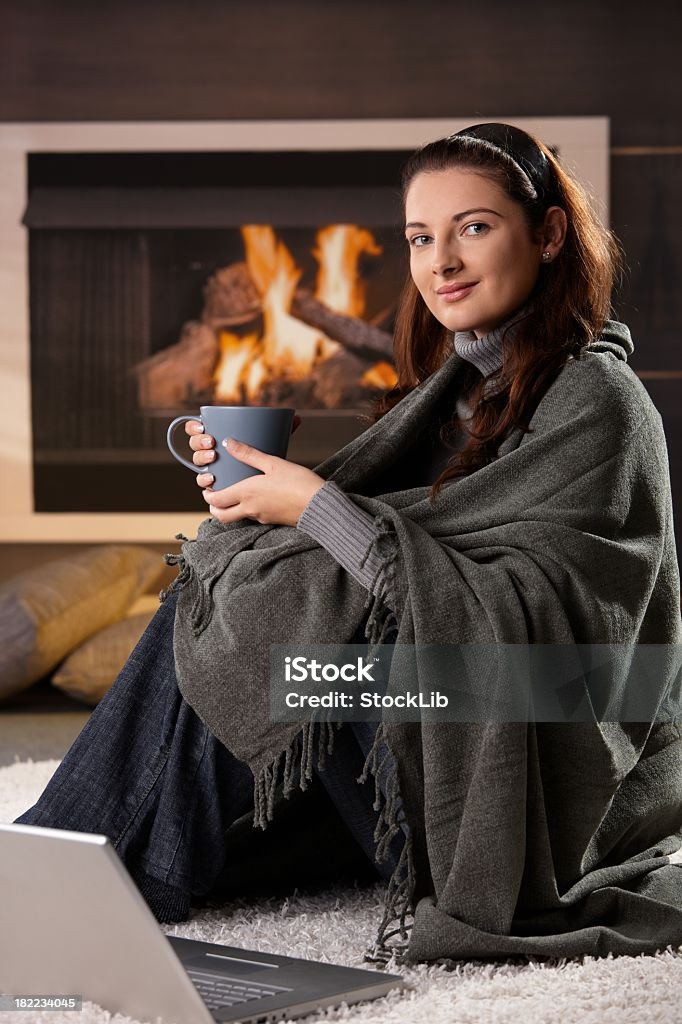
left=0, top=546, right=164, bottom=701
left=125, top=593, right=165, bottom=617
left=51, top=608, right=158, bottom=705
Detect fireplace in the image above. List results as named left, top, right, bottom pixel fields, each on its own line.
left=24, top=148, right=408, bottom=512
left=0, top=119, right=609, bottom=540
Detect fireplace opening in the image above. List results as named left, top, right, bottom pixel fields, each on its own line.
left=24, top=150, right=410, bottom=513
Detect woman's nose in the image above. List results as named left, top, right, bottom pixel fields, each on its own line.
left=431, top=242, right=462, bottom=275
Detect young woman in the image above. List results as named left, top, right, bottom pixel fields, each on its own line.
left=16, top=123, right=682, bottom=963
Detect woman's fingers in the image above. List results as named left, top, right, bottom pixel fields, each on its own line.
left=222, top=437, right=274, bottom=473
left=192, top=447, right=216, bottom=467
left=203, top=485, right=242, bottom=523
left=196, top=471, right=215, bottom=488
left=189, top=434, right=216, bottom=453
left=188, top=428, right=216, bottom=459
left=185, top=420, right=215, bottom=453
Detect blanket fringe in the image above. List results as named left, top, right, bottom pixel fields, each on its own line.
left=159, top=534, right=215, bottom=636
left=357, top=720, right=416, bottom=964
left=251, top=717, right=415, bottom=963
left=159, top=533, right=191, bottom=601
left=358, top=513, right=415, bottom=961
left=363, top=515, right=402, bottom=648
left=253, top=715, right=343, bottom=830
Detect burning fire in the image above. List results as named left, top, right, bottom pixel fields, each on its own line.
left=214, top=225, right=392, bottom=404
left=243, top=224, right=333, bottom=378
left=314, top=225, right=382, bottom=318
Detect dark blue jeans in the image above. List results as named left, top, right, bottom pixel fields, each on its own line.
left=15, top=590, right=404, bottom=911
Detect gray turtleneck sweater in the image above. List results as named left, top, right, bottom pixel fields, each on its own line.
left=296, top=315, right=513, bottom=594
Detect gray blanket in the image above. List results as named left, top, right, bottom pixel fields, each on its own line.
left=166, top=322, right=682, bottom=962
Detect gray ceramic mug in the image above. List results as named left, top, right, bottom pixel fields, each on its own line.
left=166, top=405, right=296, bottom=490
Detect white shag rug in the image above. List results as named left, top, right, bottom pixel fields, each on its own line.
left=2, top=758, right=682, bottom=1024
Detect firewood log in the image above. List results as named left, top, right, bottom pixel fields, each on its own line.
left=291, top=290, right=394, bottom=362
left=132, top=321, right=219, bottom=410
left=310, top=349, right=380, bottom=408
left=202, top=262, right=261, bottom=327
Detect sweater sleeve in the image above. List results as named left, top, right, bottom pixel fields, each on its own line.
left=296, top=480, right=383, bottom=594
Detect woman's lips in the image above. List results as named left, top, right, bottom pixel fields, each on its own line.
left=436, top=283, right=477, bottom=302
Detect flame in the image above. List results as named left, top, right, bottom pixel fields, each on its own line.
left=239, top=225, right=287, bottom=296
left=314, top=226, right=382, bottom=317
left=214, top=223, right=392, bottom=404
left=214, top=330, right=261, bottom=403
left=360, top=362, right=398, bottom=390
left=244, top=224, right=331, bottom=377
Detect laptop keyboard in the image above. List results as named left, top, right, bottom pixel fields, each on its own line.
left=187, top=969, right=291, bottom=1011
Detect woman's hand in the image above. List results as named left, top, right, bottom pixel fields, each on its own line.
left=184, top=415, right=301, bottom=478
left=202, top=438, right=324, bottom=527
left=185, top=419, right=219, bottom=472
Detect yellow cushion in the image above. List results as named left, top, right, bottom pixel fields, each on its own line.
left=52, top=609, right=158, bottom=705
left=0, top=546, right=164, bottom=701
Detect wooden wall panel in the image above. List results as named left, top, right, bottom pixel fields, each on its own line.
left=0, top=0, right=679, bottom=146
left=611, top=154, right=682, bottom=370
left=639, top=380, right=682, bottom=549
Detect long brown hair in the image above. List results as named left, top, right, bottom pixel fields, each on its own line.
left=373, top=129, right=624, bottom=498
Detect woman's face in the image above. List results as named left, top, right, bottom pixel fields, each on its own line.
left=404, top=167, right=548, bottom=338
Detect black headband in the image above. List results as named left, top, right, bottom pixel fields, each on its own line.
left=449, top=122, right=554, bottom=204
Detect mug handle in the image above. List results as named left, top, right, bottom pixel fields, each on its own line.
left=167, top=415, right=203, bottom=473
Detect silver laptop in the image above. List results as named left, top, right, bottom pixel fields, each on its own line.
left=0, top=823, right=404, bottom=1024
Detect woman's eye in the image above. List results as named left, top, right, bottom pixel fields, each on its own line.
left=463, top=222, right=489, bottom=236
left=408, top=234, right=431, bottom=247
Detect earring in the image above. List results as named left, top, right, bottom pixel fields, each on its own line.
left=542, top=251, right=552, bottom=262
